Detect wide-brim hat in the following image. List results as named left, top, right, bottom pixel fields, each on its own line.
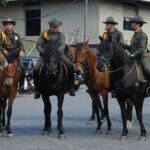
left=48, top=18, right=62, bottom=27
left=103, top=16, right=118, bottom=25
left=131, top=16, right=147, bottom=24
left=2, top=17, right=16, bottom=25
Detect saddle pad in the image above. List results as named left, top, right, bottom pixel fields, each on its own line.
left=135, top=63, right=148, bottom=83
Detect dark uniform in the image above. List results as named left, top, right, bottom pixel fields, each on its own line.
left=102, top=17, right=125, bottom=98
left=102, top=16, right=125, bottom=44
left=123, top=16, right=150, bottom=78
left=0, top=17, right=25, bottom=92
left=34, top=18, right=75, bottom=99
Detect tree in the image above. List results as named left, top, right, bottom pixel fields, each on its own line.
left=0, top=0, right=8, bottom=6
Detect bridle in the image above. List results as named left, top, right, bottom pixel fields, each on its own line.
left=74, top=50, right=89, bottom=74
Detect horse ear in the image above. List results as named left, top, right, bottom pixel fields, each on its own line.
left=99, top=36, right=103, bottom=42
left=84, top=39, right=90, bottom=47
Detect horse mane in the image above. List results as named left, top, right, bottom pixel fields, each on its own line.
left=113, top=42, right=132, bottom=67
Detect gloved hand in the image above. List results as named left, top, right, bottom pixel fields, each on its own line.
left=2, top=49, right=8, bottom=56
left=130, top=53, right=136, bottom=58
left=19, top=50, right=25, bottom=57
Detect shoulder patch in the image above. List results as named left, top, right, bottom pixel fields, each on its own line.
left=43, top=30, right=49, bottom=40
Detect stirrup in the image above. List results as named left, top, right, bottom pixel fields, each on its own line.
left=146, top=86, right=150, bottom=96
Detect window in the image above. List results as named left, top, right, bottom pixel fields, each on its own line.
left=123, top=17, right=133, bottom=31
left=26, top=9, right=41, bottom=36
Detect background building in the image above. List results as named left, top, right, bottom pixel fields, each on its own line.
left=0, top=0, right=150, bottom=46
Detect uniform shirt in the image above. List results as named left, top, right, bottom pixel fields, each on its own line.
left=108, top=28, right=125, bottom=44
left=123, top=29, right=148, bottom=57
left=36, top=30, right=66, bottom=55
left=0, top=31, right=24, bottom=52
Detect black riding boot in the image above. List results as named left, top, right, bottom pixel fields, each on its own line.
left=19, top=67, right=26, bottom=94
left=33, top=70, right=40, bottom=99
left=69, top=67, right=75, bottom=96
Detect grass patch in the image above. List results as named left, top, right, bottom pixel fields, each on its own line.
left=22, top=40, right=38, bottom=57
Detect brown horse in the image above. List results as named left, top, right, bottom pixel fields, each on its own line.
left=73, top=41, right=112, bottom=134
left=0, top=50, right=20, bottom=138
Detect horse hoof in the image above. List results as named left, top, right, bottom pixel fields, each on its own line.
left=95, top=130, right=101, bottom=135
left=2, top=126, right=6, bottom=131
left=42, top=131, right=50, bottom=136
left=139, top=136, right=146, bottom=141
left=86, top=120, right=96, bottom=125
left=0, top=132, right=3, bottom=137
left=58, top=134, right=65, bottom=139
left=7, top=133, right=13, bottom=138
left=106, top=130, right=112, bottom=135
left=120, top=135, right=127, bottom=140
left=127, top=121, right=132, bottom=129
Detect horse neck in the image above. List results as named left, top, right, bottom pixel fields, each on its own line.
left=113, top=43, right=132, bottom=68
left=86, top=48, right=99, bottom=77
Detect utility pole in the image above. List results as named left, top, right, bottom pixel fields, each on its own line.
left=84, top=0, right=88, bottom=42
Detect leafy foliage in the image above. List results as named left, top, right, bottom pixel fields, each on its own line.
left=0, top=0, right=8, bottom=6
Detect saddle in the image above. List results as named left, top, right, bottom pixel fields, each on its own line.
left=38, top=60, right=68, bottom=80
left=135, top=63, right=148, bottom=83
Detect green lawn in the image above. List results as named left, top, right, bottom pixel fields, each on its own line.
left=22, top=40, right=38, bottom=57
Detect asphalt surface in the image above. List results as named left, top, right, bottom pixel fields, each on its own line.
left=0, top=85, right=150, bottom=150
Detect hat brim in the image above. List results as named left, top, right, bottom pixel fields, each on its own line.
left=48, top=21, right=62, bottom=27
left=3, top=21, right=16, bottom=26
left=131, top=21, right=147, bottom=24
left=103, top=21, right=118, bottom=25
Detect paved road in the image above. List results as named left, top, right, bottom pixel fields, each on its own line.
left=0, top=85, right=150, bottom=150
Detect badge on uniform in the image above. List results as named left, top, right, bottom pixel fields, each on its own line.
left=15, top=36, right=18, bottom=40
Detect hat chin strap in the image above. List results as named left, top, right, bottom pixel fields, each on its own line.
left=132, top=23, right=138, bottom=30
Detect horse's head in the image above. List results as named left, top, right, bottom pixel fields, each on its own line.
left=99, top=36, right=114, bottom=62
left=99, top=37, right=132, bottom=69
left=4, top=50, right=19, bottom=87
left=0, top=52, right=8, bottom=69
left=74, top=40, right=90, bottom=73
left=44, top=39, right=60, bottom=76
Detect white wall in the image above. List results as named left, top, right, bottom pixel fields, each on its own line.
left=139, top=5, right=150, bottom=47
left=99, top=0, right=124, bottom=38
left=41, top=0, right=99, bottom=44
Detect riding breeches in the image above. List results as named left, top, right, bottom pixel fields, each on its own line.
left=139, top=56, right=150, bottom=78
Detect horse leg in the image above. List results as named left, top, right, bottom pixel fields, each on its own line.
left=101, top=90, right=112, bottom=134
left=6, top=94, right=16, bottom=138
left=89, top=91, right=102, bottom=134
left=0, top=98, right=2, bottom=137
left=97, top=95, right=105, bottom=121
left=134, top=98, right=146, bottom=140
left=87, top=91, right=104, bottom=125
left=57, top=93, right=65, bottom=139
left=41, top=94, right=51, bottom=135
left=2, top=96, right=7, bottom=129
left=117, top=98, right=128, bottom=139
left=126, top=99, right=133, bottom=129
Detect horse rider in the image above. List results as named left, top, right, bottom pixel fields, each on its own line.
left=123, top=16, right=150, bottom=80
left=0, top=17, right=25, bottom=93
left=102, top=16, right=125, bottom=44
left=34, top=18, right=75, bottom=99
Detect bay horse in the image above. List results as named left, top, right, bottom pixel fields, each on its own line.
left=0, top=50, right=20, bottom=138
left=33, top=39, right=70, bottom=139
left=68, top=45, right=105, bottom=124
left=99, top=38, right=148, bottom=140
left=74, top=41, right=112, bottom=134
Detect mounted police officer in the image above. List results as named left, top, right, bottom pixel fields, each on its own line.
left=123, top=16, right=150, bottom=80
left=34, top=18, right=75, bottom=99
left=102, top=16, right=125, bottom=44
left=0, top=17, right=25, bottom=93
